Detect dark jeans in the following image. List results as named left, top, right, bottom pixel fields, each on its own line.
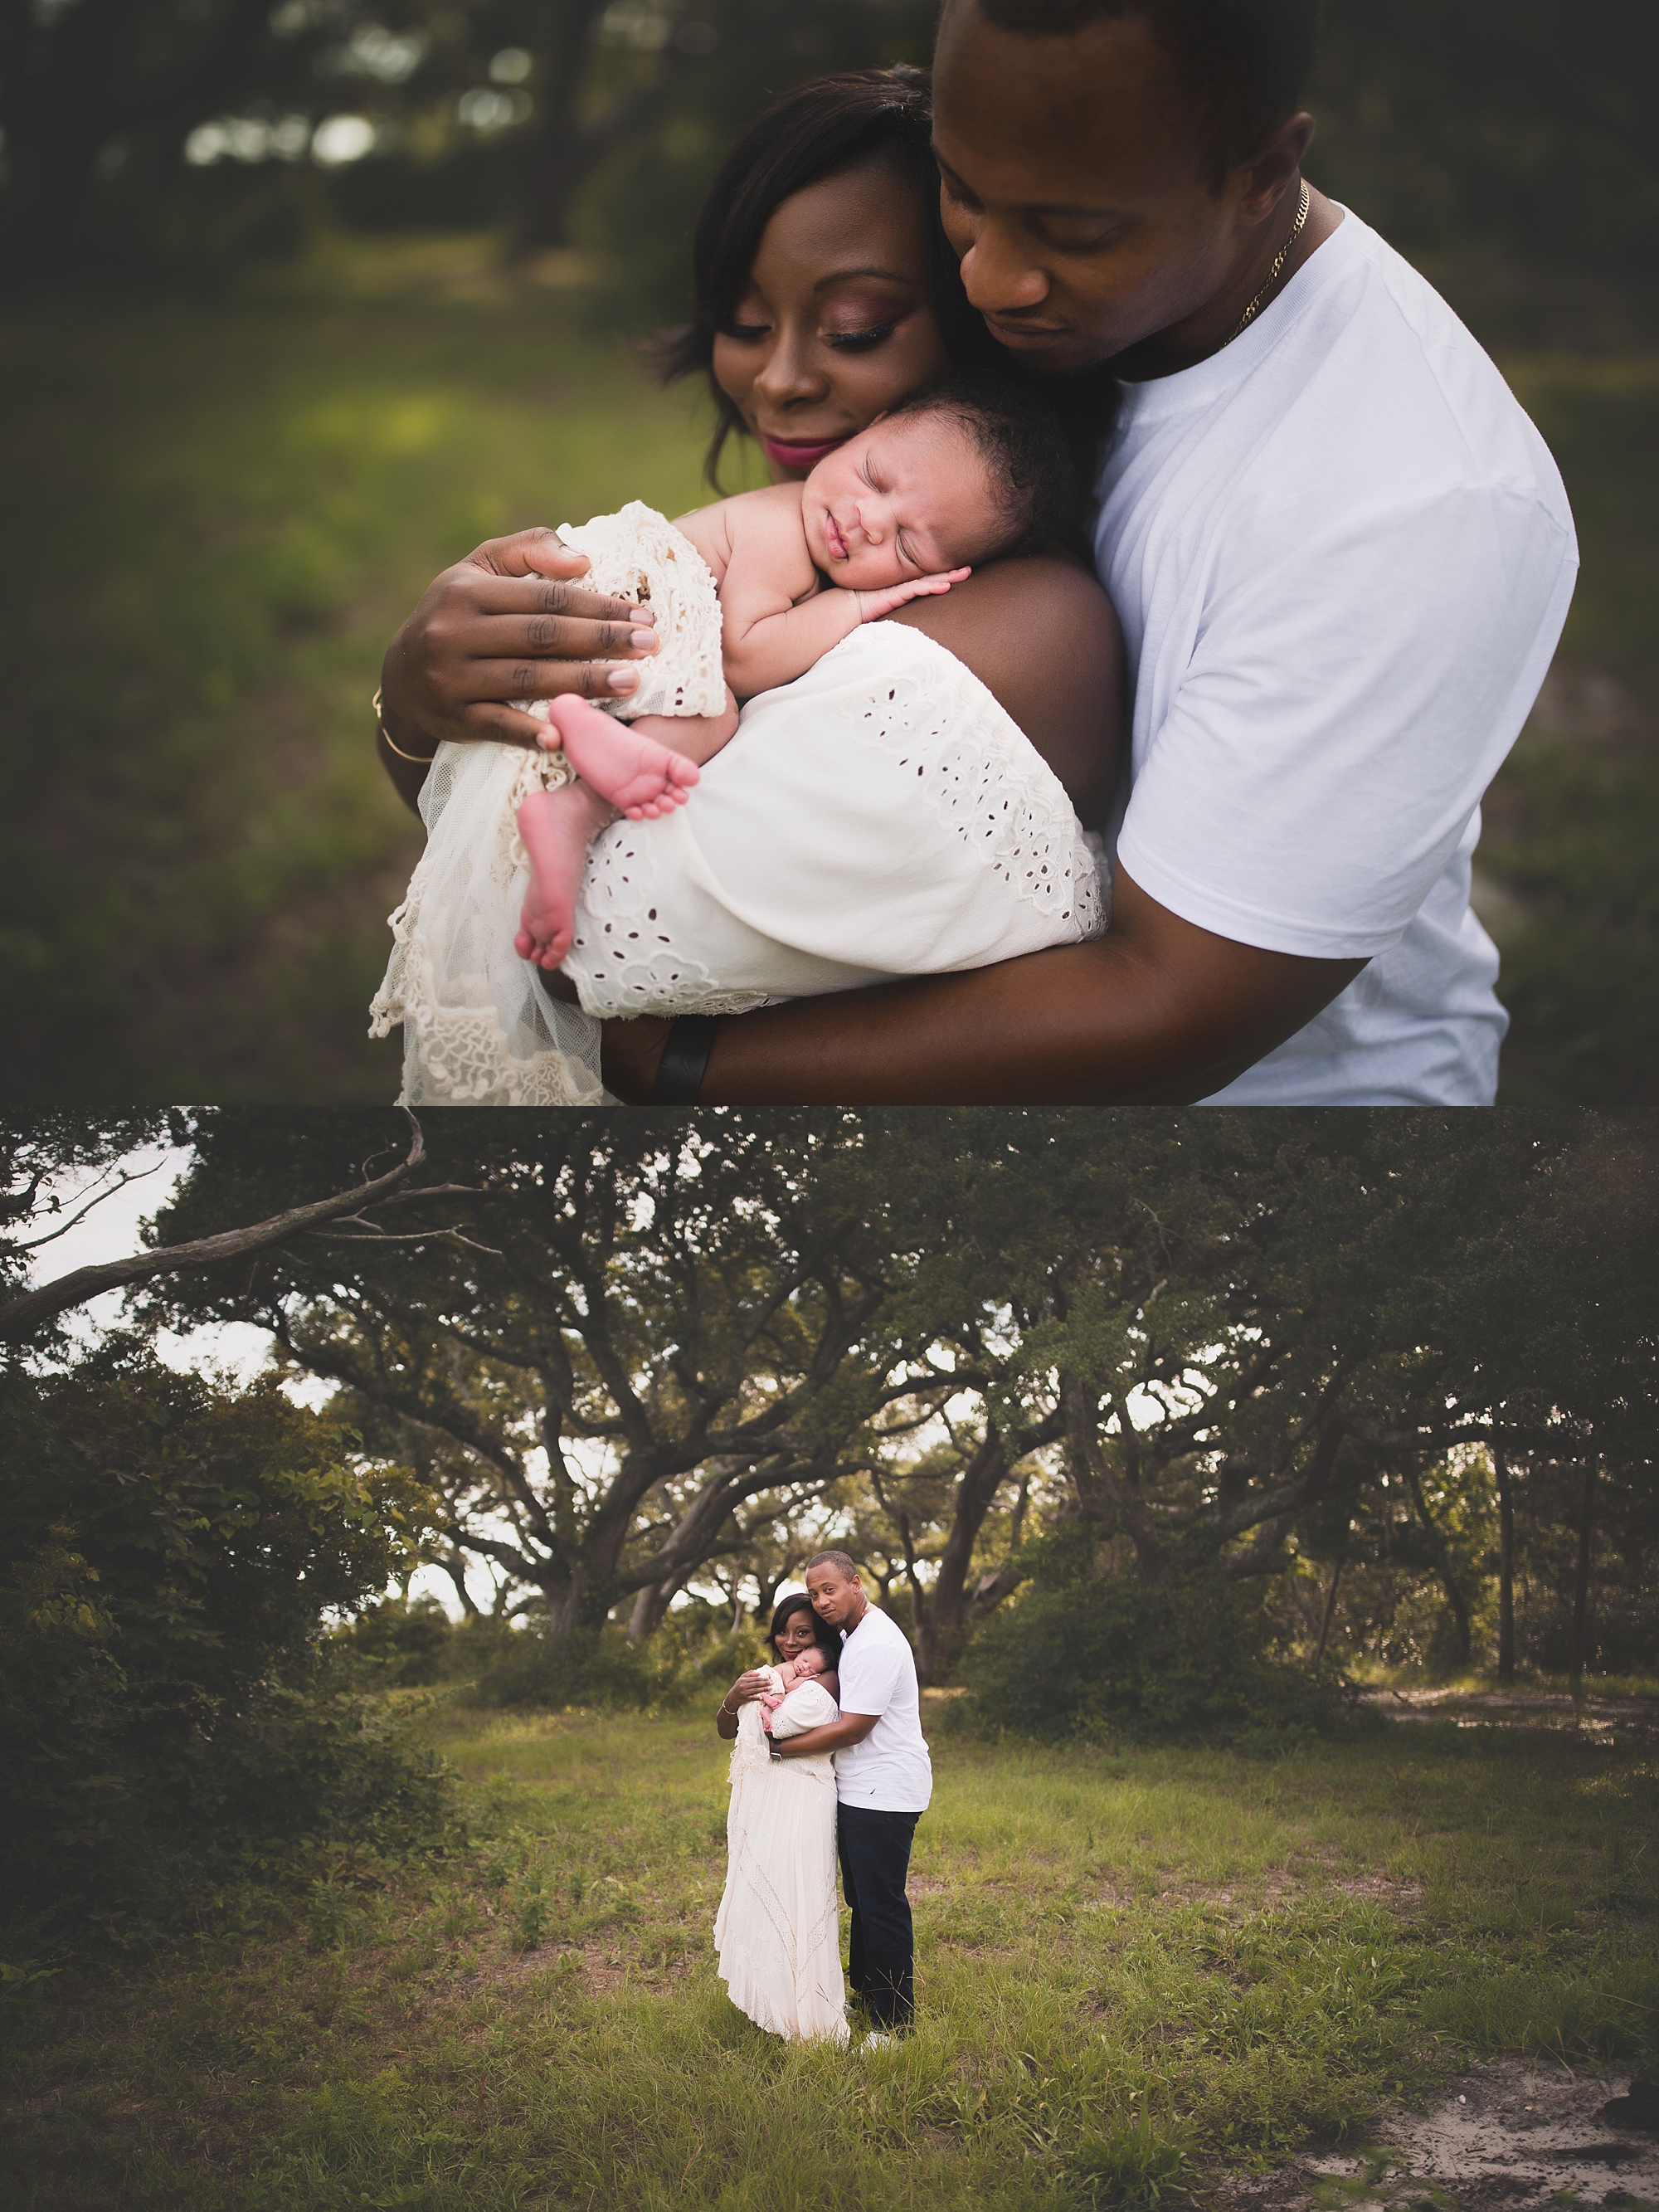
left=837, top=1804, right=922, bottom=2029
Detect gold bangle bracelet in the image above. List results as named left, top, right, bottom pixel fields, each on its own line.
left=372, top=686, right=437, bottom=766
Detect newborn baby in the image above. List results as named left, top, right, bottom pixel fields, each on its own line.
left=756, top=1642, right=834, bottom=1738
left=368, top=368, right=1106, bottom=1107
left=513, top=371, right=1078, bottom=972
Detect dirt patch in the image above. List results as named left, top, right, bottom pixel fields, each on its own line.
left=1363, top=1688, right=1659, bottom=1741
left=1217, top=2059, right=1659, bottom=2212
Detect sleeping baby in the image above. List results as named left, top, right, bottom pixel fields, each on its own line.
left=755, top=1641, right=834, bottom=1739
left=511, top=369, right=1082, bottom=972
left=369, top=368, right=1107, bottom=1106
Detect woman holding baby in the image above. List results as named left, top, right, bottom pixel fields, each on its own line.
left=712, top=1592, right=849, bottom=2045
left=372, top=66, right=1122, bottom=1105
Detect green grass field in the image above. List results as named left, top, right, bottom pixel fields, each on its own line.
left=4, top=1701, right=1655, bottom=2210
left=2, top=240, right=1655, bottom=1103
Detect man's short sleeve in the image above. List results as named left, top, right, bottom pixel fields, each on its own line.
left=839, top=1630, right=905, bottom=1717
left=1117, top=484, right=1577, bottom=961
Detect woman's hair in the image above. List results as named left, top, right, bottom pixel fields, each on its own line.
left=885, top=368, right=1085, bottom=560
left=768, top=1591, right=842, bottom=1666
left=660, top=66, right=1003, bottom=488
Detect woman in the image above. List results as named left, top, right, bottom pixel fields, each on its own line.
left=713, top=1593, right=846, bottom=2044
left=372, top=71, right=1124, bottom=1098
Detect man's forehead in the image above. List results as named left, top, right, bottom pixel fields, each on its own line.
left=933, top=0, right=1196, bottom=199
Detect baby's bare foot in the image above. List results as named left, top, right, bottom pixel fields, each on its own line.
left=543, top=694, right=699, bottom=820
left=514, top=782, right=612, bottom=969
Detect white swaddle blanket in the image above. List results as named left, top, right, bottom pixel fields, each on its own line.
left=371, top=506, right=1107, bottom=1105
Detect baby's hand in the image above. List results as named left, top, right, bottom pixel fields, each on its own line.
left=855, top=568, right=971, bottom=622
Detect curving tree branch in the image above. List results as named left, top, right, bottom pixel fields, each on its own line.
left=0, top=1111, right=470, bottom=1345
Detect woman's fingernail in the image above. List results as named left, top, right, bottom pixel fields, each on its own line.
left=609, top=666, right=639, bottom=693
left=630, top=629, right=656, bottom=651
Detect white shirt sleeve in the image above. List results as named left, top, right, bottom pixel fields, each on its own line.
left=838, top=1631, right=905, bottom=1717
left=1117, top=483, right=1576, bottom=962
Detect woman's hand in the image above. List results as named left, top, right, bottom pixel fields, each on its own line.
left=377, top=527, right=664, bottom=766
left=715, top=1667, right=773, bottom=1738
left=723, top=1670, right=772, bottom=1708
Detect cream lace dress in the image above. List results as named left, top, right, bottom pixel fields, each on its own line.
left=714, top=1682, right=847, bottom=2044
left=370, top=504, right=1107, bottom=1104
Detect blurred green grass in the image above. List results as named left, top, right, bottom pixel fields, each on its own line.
left=2, top=241, right=1653, bottom=1103
left=0, top=241, right=722, bottom=1102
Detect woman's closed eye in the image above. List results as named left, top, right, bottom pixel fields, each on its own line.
left=826, top=321, right=898, bottom=352
left=717, top=319, right=771, bottom=343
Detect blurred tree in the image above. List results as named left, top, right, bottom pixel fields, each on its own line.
left=1311, top=0, right=1659, bottom=283
left=0, top=0, right=328, bottom=289
left=7, top=0, right=1654, bottom=310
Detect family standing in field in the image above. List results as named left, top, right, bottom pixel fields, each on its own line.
left=372, top=0, right=1578, bottom=1108
left=711, top=1555, right=932, bottom=2046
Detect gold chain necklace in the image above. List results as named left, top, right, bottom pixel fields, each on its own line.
left=1221, top=179, right=1311, bottom=348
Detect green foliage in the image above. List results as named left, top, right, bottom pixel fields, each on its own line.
left=465, top=1616, right=739, bottom=1713
left=0, top=1343, right=455, bottom=1928
left=332, top=1593, right=455, bottom=1685
left=961, top=1548, right=1357, bottom=1745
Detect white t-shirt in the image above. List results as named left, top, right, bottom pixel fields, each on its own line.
left=833, top=1604, right=932, bottom=1813
left=1094, top=208, right=1578, bottom=1104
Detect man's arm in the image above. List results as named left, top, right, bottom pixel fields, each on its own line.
left=603, top=868, right=1365, bottom=1104
left=776, top=1710, right=879, bottom=1760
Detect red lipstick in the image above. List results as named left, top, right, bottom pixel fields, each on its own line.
left=761, top=435, right=847, bottom=473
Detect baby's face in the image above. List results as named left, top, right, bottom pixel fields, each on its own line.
left=788, top=1645, right=827, bottom=1678
left=802, top=414, right=1000, bottom=589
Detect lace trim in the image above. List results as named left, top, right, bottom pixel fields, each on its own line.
left=515, top=502, right=726, bottom=726
left=842, top=624, right=1105, bottom=933
left=368, top=743, right=605, bottom=1105
left=564, top=821, right=775, bottom=1019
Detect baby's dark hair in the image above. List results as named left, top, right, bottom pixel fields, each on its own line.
left=883, top=368, right=1083, bottom=562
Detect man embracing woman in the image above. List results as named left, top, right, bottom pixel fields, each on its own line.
left=714, top=1553, right=932, bottom=2048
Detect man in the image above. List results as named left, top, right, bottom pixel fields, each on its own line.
left=771, top=1551, right=932, bottom=2042
left=379, top=0, right=1576, bottom=1105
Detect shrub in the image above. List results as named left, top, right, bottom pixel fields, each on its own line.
left=961, top=1546, right=1358, bottom=1746
left=465, top=1618, right=714, bottom=1712
left=332, top=1595, right=456, bottom=1686
left=0, top=1342, right=455, bottom=1930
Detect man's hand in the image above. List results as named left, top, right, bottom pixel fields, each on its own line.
left=601, top=1014, right=674, bottom=1099
left=377, top=527, right=663, bottom=763
left=776, top=1711, right=878, bottom=1760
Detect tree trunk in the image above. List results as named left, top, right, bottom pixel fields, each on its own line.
left=911, top=1430, right=1005, bottom=1684
left=1314, top=1559, right=1343, bottom=1664
left=1494, top=1440, right=1515, bottom=1684
left=517, top=0, right=612, bottom=250
left=1406, top=1464, right=1472, bottom=1665
left=626, top=1577, right=679, bottom=1644
left=1569, top=1459, right=1597, bottom=1698
left=542, top=1565, right=589, bottom=1649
